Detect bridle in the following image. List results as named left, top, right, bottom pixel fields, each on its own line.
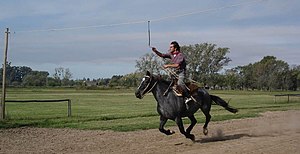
left=139, top=75, right=158, bottom=98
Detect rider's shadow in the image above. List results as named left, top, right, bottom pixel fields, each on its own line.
left=195, top=133, right=254, bottom=143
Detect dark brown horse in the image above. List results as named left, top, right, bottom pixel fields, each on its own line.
left=135, top=71, right=238, bottom=141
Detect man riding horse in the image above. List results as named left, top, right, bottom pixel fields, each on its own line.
left=152, top=41, right=190, bottom=101
left=135, top=41, right=237, bottom=140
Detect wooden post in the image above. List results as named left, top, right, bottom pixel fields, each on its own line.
left=1, top=28, right=9, bottom=120
left=67, top=99, right=71, bottom=117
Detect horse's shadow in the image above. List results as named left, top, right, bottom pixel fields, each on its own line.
left=194, top=133, right=255, bottom=143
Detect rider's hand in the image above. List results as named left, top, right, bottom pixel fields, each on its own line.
left=152, top=47, right=157, bottom=52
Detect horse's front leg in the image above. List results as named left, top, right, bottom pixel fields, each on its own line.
left=159, top=116, right=175, bottom=135
left=186, top=115, right=197, bottom=135
left=175, top=117, right=195, bottom=141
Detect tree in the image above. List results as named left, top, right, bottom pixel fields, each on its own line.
left=0, top=62, right=32, bottom=86
left=224, top=68, right=240, bottom=90
left=235, top=64, right=256, bottom=90
left=237, top=56, right=290, bottom=91
left=181, top=43, right=231, bottom=84
left=118, top=72, right=143, bottom=88
left=22, top=71, right=49, bottom=86
left=47, top=77, right=61, bottom=87
left=98, top=78, right=110, bottom=87
left=288, top=65, right=300, bottom=90
left=61, top=68, right=72, bottom=86
left=135, top=53, right=163, bottom=74
left=12, top=66, right=32, bottom=85
left=53, top=67, right=72, bottom=80
left=53, top=67, right=73, bottom=86
left=108, top=75, right=123, bottom=87
left=253, top=56, right=289, bottom=90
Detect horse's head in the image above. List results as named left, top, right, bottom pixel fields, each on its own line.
left=135, top=71, right=158, bottom=99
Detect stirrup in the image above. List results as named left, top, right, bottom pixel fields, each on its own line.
left=185, top=96, right=197, bottom=103
left=185, top=97, right=192, bottom=104
left=185, top=98, right=192, bottom=103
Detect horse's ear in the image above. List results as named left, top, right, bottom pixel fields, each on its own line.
left=146, top=71, right=151, bottom=76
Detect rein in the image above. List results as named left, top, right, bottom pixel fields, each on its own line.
left=141, top=76, right=158, bottom=97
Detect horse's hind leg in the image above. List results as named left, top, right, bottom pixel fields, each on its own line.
left=186, top=115, right=197, bottom=135
left=159, top=116, right=175, bottom=135
left=175, top=117, right=195, bottom=141
left=201, top=104, right=211, bottom=136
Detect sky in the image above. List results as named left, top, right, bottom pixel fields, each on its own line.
left=0, top=0, right=299, bottom=79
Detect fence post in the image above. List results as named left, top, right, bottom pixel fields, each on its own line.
left=68, top=99, right=71, bottom=117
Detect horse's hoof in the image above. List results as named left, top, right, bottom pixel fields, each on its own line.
left=166, top=129, right=175, bottom=135
left=190, top=134, right=195, bottom=141
left=203, top=128, right=208, bottom=135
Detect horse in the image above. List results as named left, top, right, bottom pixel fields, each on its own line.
left=135, top=71, right=238, bottom=141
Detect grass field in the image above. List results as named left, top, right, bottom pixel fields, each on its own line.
left=1, top=88, right=300, bottom=131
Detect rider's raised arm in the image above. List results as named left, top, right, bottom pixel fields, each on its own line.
left=152, top=47, right=171, bottom=59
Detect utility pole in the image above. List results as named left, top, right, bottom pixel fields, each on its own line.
left=1, top=28, right=9, bottom=120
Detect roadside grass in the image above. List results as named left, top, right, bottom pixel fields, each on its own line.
left=1, top=88, right=299, bottom=131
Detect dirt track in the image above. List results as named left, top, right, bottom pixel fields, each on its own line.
left=1, top=110, right=300, bottom=154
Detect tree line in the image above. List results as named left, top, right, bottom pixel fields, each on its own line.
left=0, top=62, right=141, bottom=88
left=1, top=43, right=299, bottom=90
left=0, top=63, right=76, bottom=87
left=135, top=43, right=300, bottom=91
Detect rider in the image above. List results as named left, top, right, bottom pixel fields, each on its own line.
left=151, top=41, right=190, bottom=100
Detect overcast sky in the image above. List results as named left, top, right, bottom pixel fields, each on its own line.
left=0, top=0, right=299, bottom=79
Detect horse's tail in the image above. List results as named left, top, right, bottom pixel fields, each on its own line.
left=210, top=95, right=238, bottom=113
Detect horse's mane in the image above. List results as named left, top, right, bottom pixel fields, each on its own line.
left=153, top=75, right=172, bottom=85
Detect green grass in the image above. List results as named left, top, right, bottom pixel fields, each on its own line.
left=0, top=88, right=299, bottom=131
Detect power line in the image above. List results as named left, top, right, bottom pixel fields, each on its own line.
left=16, top=20, right=147, bottom=33
left=150, top=0, right=266, bottom=22
left=15, top=0, right=266, bottom=33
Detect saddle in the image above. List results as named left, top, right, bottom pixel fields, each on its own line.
left=172, top=82, right=199, bottom=97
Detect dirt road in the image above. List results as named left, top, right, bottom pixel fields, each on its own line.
left=1, top=110, right=299, bottom=154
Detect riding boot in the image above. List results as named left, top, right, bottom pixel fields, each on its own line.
left=181, top=85, right=190, bottom=98
left=179, top=85, right=192, bottom=104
